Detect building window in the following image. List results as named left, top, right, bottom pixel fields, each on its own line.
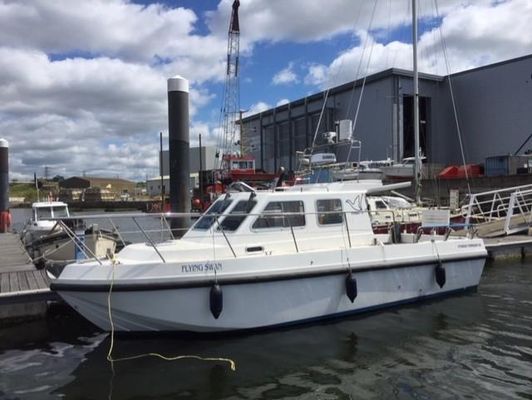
left=252, top=201, right=305, bottom=229
left=316, top=199, right=343, bottom=225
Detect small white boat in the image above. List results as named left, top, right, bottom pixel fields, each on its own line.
left=51, top=182, right=487, bottom=333
left=332, top=160, right=393, bottom=181
left=381, top=156, right=427, bottom=180
left=367, top=196, right=424, bottom=226
left=30, top=225, right=118, bottom=269
left=21, top=201, right=70, bottom=245
left=21, top=201, right=122, bottom=269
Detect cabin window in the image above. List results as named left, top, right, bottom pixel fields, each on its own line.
left=52, top=206, right=69, bottom=218
left=193, top=198, right=233, bottom=230
left=220, top=200, right=257, bottom=231
left=316, top=199, right=343, bottom=225
left=252, top=201, right=305, bottom=229
left=36, top=207, right=52, bottom=220
left=374, top=200, right=388, bottom=210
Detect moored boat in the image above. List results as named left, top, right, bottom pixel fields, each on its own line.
left=30, top=225, right=120, bottom=269
left=20, top=201, right=70, bottom=245
left=381, top=156, right=427, bottom=180
left=50, top=182, right=487, bottom=333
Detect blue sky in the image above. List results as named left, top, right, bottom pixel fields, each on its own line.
left=1, top=0, right=531, bottom=181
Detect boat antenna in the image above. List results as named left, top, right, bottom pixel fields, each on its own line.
left=412, top=0, right=422, bottom=205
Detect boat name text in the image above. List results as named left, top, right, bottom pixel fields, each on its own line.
left=181, top=262, right=223, bottom=273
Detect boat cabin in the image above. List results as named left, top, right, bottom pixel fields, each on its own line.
left=32, top=201, right=70, bottom=222
left=183, top=183, right=375, bottom=252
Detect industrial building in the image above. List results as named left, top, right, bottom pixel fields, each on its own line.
left=146, top=174, right=199, bottom=197
left=59, top=176, right=136, bottom=195
left=58, top=176, right=138, bottom=202
left=241, top=54, right=532, bottom=174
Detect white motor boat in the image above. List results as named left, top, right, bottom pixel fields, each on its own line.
left=381, top=156, right=427, bottom=180
left=332, top=160, right=393, bottom=181
left=21, top=201, right=70, bottom=245
left=30, top=225, right=119, bottom=269
left=51, top=182, right=487, bottom=333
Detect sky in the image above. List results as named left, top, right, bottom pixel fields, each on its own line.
left=1, top=0, right=532, bottom=182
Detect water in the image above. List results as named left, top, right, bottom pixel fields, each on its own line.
left=10, top=208, right=176, bottom=245
left=0, top=260, right=531, bottom=399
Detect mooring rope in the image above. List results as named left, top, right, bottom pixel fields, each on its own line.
left=105, top=256, right=236, bottom=371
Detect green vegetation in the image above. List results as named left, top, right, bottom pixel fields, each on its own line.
left=9, top=182, right=38, bottom=203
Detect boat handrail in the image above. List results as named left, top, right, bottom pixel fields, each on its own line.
left=131, top=216, right=166, bottom=263
left=214, top=216, right=237, bottom=258
left=227, top=181, right=256, bottom=193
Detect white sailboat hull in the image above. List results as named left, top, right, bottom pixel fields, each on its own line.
left=381, top=165, right=415, bottom=179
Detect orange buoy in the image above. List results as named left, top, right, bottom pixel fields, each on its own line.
left=0, top=210, right=11, bottom=233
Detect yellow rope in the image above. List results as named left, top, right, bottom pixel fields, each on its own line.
left=105, top=256, right=236, bottom=371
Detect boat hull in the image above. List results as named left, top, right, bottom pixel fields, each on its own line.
left=56, top=257, right=485, bottom=333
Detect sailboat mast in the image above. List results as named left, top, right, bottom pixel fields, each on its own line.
left=412, top=0, right=421, bottom=204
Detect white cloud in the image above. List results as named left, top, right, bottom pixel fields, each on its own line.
left=303, top=0, right=532, bottom=89
left=276, top=99, right=290, bottom=107
left=1, top=0, right=531, bottom=181
left=244, top=101, right=271, bottom=117
left=304, top=64, right=329, bottom=86
left=272, top=63, right=298, bottom=85
left=207, top=0, right=494, bottom=45
left=0, top=0, right=217, bottom=64
left=419, top=0, right=532, bottom=73
left=0, top=0, right=229, bottom=181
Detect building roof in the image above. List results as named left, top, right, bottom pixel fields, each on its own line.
left=241, top=67, right=444, bottom=122
left=449, top=53, right=532, bottom=78
left=242, top=53, right=532, bottom=122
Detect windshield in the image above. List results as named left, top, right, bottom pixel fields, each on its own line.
left=52, top=206, right=69, bottom=218
left=193, top=198, right=233, bottom=230
left=219, top=200, right=257, bottom=231
left=383, top=197, right=412, bottom=209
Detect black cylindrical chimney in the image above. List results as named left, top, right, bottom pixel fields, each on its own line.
left=167, top=76, right=190, bottom=234
left=0, top=138, right=11, bottom=232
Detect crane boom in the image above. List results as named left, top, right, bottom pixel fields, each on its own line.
left=219, top=0, right=241, bottom=167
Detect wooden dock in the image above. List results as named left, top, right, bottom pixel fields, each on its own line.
left=483, top=234, right=532, bottom=259
left=0, top=233, right=58, bottom=311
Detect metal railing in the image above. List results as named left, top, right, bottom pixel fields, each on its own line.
left=462, top=184, right=532, bottom=235
left=40, top=203, right=460, bottom=266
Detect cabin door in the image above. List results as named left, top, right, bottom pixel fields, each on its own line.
left=402, top=95, right=431, bottom=159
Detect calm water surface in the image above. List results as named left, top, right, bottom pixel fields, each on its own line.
left=0, top=259, right=531, bottom=399
left=10, top=208, right=176, bottom=245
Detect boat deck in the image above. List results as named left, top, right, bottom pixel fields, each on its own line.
left=0, top=233, right=58, bottom=305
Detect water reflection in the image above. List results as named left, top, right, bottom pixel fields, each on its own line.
left=1, top=261, right=531, bottom=400
left=53, top=294, right=489, bottom=400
